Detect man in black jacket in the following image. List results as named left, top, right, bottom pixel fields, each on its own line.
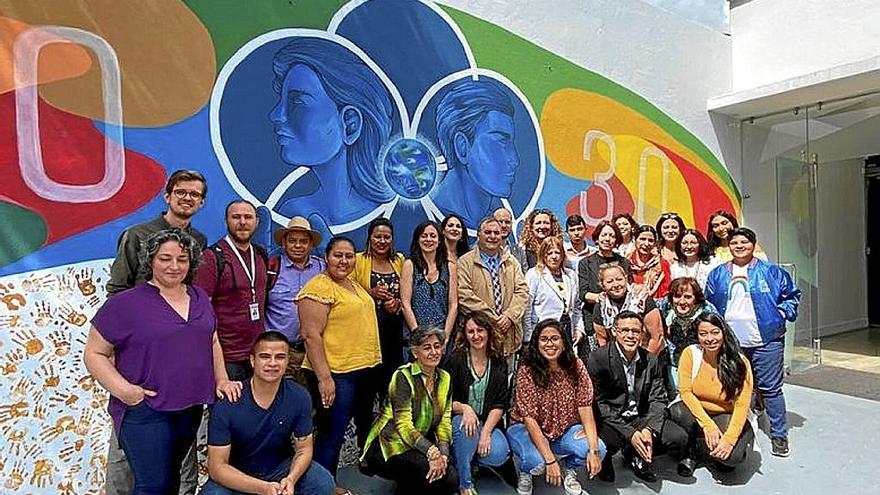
left=587, top=311, right=688, bottom=482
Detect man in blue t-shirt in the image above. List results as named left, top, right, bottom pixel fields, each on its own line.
left=203, top=332, right=335, bottom=495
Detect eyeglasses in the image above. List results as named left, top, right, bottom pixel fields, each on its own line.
left=538, top=336, right=562, bottom=344
left=172, top=189, right=204, bottom=200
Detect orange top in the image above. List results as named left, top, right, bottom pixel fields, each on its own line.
left=678, top=346, right=753, bottom=445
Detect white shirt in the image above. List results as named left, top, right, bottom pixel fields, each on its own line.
left=564, top=240, right=594, bottom=271
left=726, top=264, right=763, bottom=348
left=524, top=266, right=584, bottom=342
left=670, top=257, right=721, bottom=289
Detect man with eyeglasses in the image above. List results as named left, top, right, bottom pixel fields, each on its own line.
left=103, top=169, right=208, bottom=495
left=107, top=169, right=208, bottom=295
left=458, top=216, right=529, bottom=358
left=587, top=311, right=688, bottom=483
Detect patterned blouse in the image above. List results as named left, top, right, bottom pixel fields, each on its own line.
left=411, top=263, right=449, bottom=326
left=510, top=359, right=594, bottom=440
left=361, top=362, right=453, bottom=461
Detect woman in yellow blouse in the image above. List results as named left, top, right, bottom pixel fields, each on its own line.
left=668, top=312, right=754, bottom=477
left=296, top=236, right=382, bottom=489
left=351, top=218, right=407, bottom=392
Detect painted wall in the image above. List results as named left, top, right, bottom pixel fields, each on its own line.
left=730, top=0, right=880, bottom=91
left=0, top=0, right=737, bottom=492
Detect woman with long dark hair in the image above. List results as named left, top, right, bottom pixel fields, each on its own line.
left=706, top=210, right=766, bottom=262
left=612, top=213, right=638, bottom=258
left=506, top=319, right=604, bottom=495
left=352, top=218, right=407, bottom=388
left=443, top=312, right=511, bottom=495
left=668, top=313, right=754, bottom=476
left=670, top=228, right=719, bottom=289
left=441, top=214, right=469, bottom=262
left=655, top=212, right=686, bottom=263
left=401, top=221, right=459, bottom=348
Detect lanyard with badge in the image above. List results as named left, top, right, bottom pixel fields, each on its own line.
left=224, top=236, right=260, bottom=321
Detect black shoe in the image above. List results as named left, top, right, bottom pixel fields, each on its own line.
left=771, top=436, right=790, bottom=457
left=598, top=455, right=615, bottom=482
left=629, top=456, right=658, bottom=483
left=677, top=458, right=696, bottom=477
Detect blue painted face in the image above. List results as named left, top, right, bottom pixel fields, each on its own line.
left=466, top=110, right=519, bottom=197
left=269, top=64, right=345, bottom=166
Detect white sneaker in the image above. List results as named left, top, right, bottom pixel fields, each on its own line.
left=563, top=467, right=584, bottom=495
left=516, top=471, right=533, bottom=495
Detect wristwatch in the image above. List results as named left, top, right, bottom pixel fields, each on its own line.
left=589, top=449, right=601, bottom=456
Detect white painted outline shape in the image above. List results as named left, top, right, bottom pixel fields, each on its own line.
left=14, top=26, right=125, bottom=203
left=211, top=1, right=544, bottom=236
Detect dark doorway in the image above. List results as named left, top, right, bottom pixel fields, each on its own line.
left=866, top=155, right=880, bottom=326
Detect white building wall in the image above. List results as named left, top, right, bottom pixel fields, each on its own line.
left=441, top=0, right=733, bottom=161
left=731, top=0, right=880, bottom=91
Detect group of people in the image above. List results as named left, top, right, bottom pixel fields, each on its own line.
left=84, top=170, right=801, bottom=495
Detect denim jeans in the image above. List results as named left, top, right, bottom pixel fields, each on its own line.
left=451, top=415, right=510, bottom=489
left=306, top=368, right=375, bottom=475
left=506, top=423, right=606, bottom=474
left=118, top=402, right=202, bottom=495
left=742, top=336, right=788, bottom=438
left=200, top=459, right=335, bottom=495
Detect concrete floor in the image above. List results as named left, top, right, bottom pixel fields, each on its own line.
left=337, top=384, right=878, bottom=494
left=821, top=327, right=880, bottom=373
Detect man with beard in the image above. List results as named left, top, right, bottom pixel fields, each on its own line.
left=107, top=169, right=208, bottom=295
left=195, top=200, right=269, bottom=380
left=103, top=169, right=209, bottom=495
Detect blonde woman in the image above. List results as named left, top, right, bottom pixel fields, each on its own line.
left=524, top=237, right=584, bottom=346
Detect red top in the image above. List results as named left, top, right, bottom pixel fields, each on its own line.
left=628, top=251, right=671, bottom=299
left=511, top=359, right=593, bottom=440
left=193, top=242, right=268, bottom=362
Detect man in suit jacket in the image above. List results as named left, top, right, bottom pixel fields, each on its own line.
left=588, top=310, right=688, bottom=482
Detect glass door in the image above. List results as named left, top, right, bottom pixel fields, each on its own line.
left=776, top=156, right=820, bottom=372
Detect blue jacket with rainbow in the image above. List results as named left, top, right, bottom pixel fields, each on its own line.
left=704, top=258, right=802, bottom=343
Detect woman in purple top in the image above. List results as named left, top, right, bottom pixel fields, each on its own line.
left=84, top=229, right=242, bottom=495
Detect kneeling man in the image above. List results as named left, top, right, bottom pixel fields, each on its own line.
left=588, top=311, right=688, bottom=482
left=203, top=331, right=335, bottom=495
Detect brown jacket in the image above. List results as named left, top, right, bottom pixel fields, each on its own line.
left=457, top=247, right=529, bottom=356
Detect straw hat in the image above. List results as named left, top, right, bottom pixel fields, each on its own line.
left=273, top=216, right=322, bottom=246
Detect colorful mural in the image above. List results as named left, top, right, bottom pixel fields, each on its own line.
left=0, top=0, right=740, bottom=492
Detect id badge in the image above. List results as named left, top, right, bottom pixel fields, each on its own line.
left=248, top=302, right=260, bottom=321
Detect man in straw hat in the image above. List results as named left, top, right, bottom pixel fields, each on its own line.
left=265, top=216, right=325, bottom=384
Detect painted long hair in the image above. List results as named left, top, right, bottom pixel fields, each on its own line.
left=695, top=312, right=747, bottom=401
left=272, top=38, right=394, bottom=203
